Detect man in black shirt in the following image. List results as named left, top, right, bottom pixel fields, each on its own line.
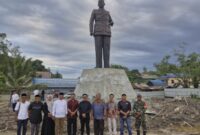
left=79, top=94, right=92, bottom=135
left=118, top=94, right=132, bottom=135
left=28, top=95, right=44, bottom=135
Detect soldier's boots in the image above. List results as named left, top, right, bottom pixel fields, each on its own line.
left=137, top=130, right=140, bottom=135
left=137, top=130, right=147, bottom=135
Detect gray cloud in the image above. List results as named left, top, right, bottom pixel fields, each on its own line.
left=0, top=0, right=200, bottom=77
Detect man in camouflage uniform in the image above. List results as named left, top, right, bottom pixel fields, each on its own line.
left=133, top=94, right=147, bottom=135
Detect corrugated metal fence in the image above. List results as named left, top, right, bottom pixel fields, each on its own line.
left=136, top=88, right=200, bottom=98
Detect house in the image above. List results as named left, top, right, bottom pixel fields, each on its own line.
left=35, top=71, right=52, bottom=78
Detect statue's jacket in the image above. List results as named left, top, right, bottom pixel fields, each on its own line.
left=90, top=9, right=113, bottom=37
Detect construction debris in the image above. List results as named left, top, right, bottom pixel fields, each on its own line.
left=146, top=97, right=200, bottom=130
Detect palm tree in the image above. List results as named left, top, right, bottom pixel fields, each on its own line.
left=5, top=56, right=35, bottom=92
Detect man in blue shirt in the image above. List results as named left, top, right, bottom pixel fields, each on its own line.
left=92, top=93, right=106, bottom=135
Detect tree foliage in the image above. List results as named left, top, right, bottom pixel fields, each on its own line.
left=0, top=33, right=59, bottom=92
left=32, top=59, right=48, bottom=72
left=111, top=64, right=142, bottom=83
left=154, top=46, right=200, bottom=88
left=52, top=71, right=63, bottom=78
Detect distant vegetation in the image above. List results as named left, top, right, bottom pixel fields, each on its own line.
left=1, top=33, right=199, bottom=93
left=154, top=45, right=200, bottom=88
left=112, top=45, right=200, bottom=88
left=0, top=33, right=62, bottom=93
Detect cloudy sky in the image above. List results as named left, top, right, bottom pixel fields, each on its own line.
left=0, top=0, right=200, bottom=78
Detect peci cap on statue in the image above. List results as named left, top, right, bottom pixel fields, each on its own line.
left=98, top=0, right=105, bottom=7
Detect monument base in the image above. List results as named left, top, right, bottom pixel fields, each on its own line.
left=74, top=68, right=136, bottom=101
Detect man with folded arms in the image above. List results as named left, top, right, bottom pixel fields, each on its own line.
left=92, top=93, right=106, bottom=135
left=79, top=94, right=92, bottom=135
left=28, top=95, right=44, bottom=135
left=118, top=94, right=132, bottom=135
left=52, top=92, right=68, bottom=135
left=67, top=93, right=79, bottom=135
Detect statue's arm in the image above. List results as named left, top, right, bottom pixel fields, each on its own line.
left=109, top=13, right=114, bottom=26
left=89, top=10, right=95, bottom=36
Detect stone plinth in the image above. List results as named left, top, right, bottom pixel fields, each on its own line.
left=74, top=68, right=136, bottom=100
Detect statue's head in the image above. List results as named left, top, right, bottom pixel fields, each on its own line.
left=98, top=0, right=105, bottom=9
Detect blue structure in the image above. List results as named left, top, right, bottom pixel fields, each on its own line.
left=147, top=79, right=166, bottom=87
left=32, top=78, right=78, bottom=93
left=160, top=73, right=177, bottom=79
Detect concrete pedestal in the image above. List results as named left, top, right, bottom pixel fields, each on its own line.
left=74, top=68, right=136, bottom=100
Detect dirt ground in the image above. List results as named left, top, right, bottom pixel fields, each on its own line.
left=1, top=94, right=200, bottom=135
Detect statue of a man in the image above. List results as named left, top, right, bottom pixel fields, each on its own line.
left=90, top=0, right=114, bottom=68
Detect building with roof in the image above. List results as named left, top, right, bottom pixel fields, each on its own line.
left=32, top=78, right=78, bottom=93
left=35, top=71, right=52, bottom=78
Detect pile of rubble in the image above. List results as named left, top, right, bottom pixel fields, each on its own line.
left=147, top=97, right=200, bottom=129
left=0, top=102, right=17, bottom=131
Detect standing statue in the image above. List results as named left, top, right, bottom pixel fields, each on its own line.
left=90, top=0, right=114, bottom=68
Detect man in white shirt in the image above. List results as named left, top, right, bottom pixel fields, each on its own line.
left=52, top=92, right=68, bottom=135
left=12, top=90, right=19, bottom=112
left=15, top=93, right=30, bottom=135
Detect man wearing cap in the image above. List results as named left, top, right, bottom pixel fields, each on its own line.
left=133, top=94, right=147, bottom=135
left=118, top=94, right=132, bottom=135
left=15, top=93, right=30, bottom=135
left=52, top=92, right=68, bottom=135
left=28, top=95, right=44, bottom=135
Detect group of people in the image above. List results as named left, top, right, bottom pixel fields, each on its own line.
left=13, top=91, right=147, bottom=135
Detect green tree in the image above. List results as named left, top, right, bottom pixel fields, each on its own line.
left=52, top=71, right=63, bottom=78
left=5, top=56, right=35, bottom=91
left=32, top=59, right=48, bottom=71
left=143, top=67, right=148, bottom=73
left=155, top=45, right=200, bottom=88
left=111, top=64, right=142, bottom=83
left=175, top=50, right=200, bottom=88
left=0, top=33, right=44, bottom=92
left=110, top=64, right=129, bottom=71
left=154, top=55, right=179, bottom=75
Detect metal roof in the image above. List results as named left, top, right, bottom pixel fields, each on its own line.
left=147, top=79, right=166, bottom=87
left=32, top=78, right=78, bottom=88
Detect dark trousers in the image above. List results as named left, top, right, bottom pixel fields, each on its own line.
left=80, top=117, right=90, bottom=135
left=67, top=118, right=77, bottom=135
left=17, top=119, right=28, bottom=135
left=12, top=103, right=17, bottom=112
left=94, top=119, right=104, bottom=135
left=94, top=36, right=111, bottom=68
left=31, top=123, right=40, bottom=135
